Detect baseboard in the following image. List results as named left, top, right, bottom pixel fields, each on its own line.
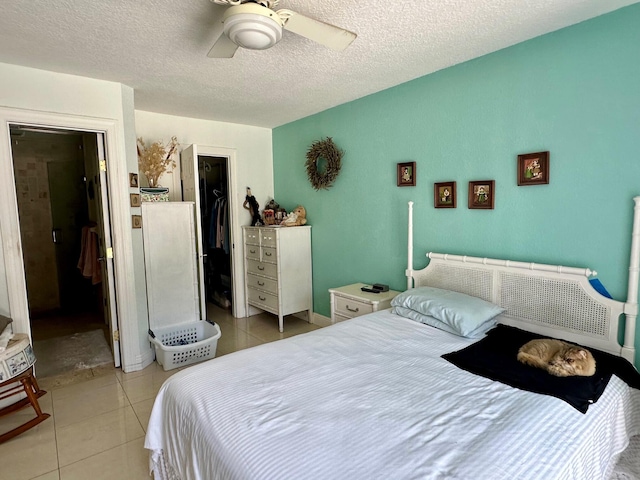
left=312, top=313, right=332, bottom=328
left=123, top=344, right=155, bottom=373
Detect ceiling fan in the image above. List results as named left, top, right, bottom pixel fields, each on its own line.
left=208, top=0, right=357, bottom=58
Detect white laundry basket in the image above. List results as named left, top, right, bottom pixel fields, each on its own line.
left=149, top=321, right=221, bottom=371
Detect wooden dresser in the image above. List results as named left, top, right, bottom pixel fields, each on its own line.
left=243, top=226, right=313, bottom=332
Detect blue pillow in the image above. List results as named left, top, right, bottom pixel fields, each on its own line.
left=391, top=286, right=505, bottom=337
left=392, top=306, right=497, bottom=338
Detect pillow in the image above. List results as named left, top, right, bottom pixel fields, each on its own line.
left=0, top=314, right=12, bottom=334
left=392, top=306, right=497, bottom=338
left=442, top=324, right=640, bottom=413
left=391, top=286, right=504, bottom=337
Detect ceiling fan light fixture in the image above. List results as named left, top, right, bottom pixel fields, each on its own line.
left=224, top=13, right=282, bottom=50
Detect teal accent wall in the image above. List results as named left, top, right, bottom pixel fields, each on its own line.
left=273, top=5, right=640, bottom=365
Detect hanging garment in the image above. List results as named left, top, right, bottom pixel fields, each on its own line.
left=77, top=226, right=102, bottom=285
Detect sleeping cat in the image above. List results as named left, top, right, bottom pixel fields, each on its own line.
left=517, top=339, right=596, bottom=377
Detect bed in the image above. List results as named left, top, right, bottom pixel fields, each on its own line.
left=145, top=199, right=640, bottom=480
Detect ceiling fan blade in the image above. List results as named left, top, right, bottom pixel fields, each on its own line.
left=278, top=10, right=356, bottom=51
left=207, top=15, right=239, bottom=58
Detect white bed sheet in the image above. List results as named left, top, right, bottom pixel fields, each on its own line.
left=145, top=310, right=640, bottom=480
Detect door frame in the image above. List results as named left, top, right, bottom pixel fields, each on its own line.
left=181, top=145, right=242, bottom=318
left=0, top=108, right=136, bottom=367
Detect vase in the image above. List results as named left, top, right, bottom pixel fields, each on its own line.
left=141, top=187, right=170, bottom=202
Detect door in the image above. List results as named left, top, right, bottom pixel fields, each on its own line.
left=94, top=133, right=121, bottom=367
left=181, top=144, right=206, bottom=320
left=47, top=160, right=91, bottom=311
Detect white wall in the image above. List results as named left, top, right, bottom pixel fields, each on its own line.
left=134, top=111, right=274, bottom=318
left=134, top=111, right=273, bottom=206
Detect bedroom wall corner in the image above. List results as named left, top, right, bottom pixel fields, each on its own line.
left=272, top=4, right=640, bottom=368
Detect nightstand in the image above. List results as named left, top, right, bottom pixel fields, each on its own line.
left=329, top=283, right=400, bottom=323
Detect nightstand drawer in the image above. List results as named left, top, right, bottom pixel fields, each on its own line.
left=246, top=274, right=278, bottom=294
left=246, top=259, right=277, bottom=278
left=248, top=288, right=278, bottom=310
left=335, top=296, right=373, bottom=318
left=334, top=312, right=351, bottom=323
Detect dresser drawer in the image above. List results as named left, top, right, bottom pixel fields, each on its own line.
left=260, top=231, right=277, bottom=248
left=244, top=228, right=260, bottom=245
left=246, top=259, right=278, bottom=279
left=246, top=273, right=278, bottom=294
left=245, top=245, right=260, bottom=261
left=261, top=246, right=277, bottom=263
left=334, top=312, right=351, bottom=323
left=335, top=296, right=374, bottom=318
left=248, top=288, right=279, bottom=311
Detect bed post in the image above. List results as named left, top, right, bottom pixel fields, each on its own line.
left=406, top=201, right=414, bottom=290
left=623, top=197, right=640, bottom=364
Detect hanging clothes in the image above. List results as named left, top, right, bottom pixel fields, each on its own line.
left=77, top=225, right=102, bottom=285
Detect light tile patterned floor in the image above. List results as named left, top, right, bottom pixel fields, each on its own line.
left=0, top=307, right=319, bottom=480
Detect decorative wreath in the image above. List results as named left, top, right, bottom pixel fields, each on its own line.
left=305, top=137, right=343, bottom=190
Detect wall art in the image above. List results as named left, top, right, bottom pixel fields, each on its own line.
left=397, top=162, right=416, bottom=187
left=129, top=172, right=139, bottom=188
left=517, top=151, right=549, bottom=186
left=130, top=193, right=141, bottom=207
left=468, top=180, right=495, bottom=209
left=434, top=181, right=456, bottom=208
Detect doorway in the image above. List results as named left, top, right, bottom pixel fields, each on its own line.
left=198, top=156, right=232, bottom=310
left=180, top=144, right=242, bottom=320
left=9, top=126, right=116, bottom=379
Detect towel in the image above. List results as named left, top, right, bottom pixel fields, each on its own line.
left=77, top=226, right=102, bottom=285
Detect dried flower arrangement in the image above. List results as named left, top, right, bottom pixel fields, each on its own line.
left=136, top=136, right=179, bottom=188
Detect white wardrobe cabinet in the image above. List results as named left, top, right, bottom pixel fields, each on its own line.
left=243, top=226, right=312, bottom=332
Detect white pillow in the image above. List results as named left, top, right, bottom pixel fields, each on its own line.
left=392, top=306, right=497, bottom=338
left=391, top=286, right=504, bottom=337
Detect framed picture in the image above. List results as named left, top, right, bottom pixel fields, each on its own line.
left=517, top=151, right=549, bottom=186
left=434, top=181, right=456, bottom=208
left=130, top=193, right=141, bottom=207
left=129, top=173, right=139, bottom=188
left=132, top=215, right=142, bottom=229
left=468, top=180, right=495, bottom=209
left=397, top=162, right=416, bottom=187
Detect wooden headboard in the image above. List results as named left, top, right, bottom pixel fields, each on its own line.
left=405, top=200, right=640, bottom=363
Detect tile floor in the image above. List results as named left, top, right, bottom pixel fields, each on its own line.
left=0, top=307, right=320, bottom=480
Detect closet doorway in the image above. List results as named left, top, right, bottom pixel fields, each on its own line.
left=199, top=156, right=232, bottom=310
left=181, top=144, right=241, bottom=320
left=9, top=126, right=120, bottom=379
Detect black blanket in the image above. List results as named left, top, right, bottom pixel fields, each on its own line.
left=442, top=324, right=640, bottom=413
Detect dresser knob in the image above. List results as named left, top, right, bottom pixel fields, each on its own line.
left=346, top=305, right=359, bottom=313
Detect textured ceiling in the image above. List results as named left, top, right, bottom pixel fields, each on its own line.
left=0, top=0, right=636, bottom=128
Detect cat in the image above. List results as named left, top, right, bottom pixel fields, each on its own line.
left=517, top=339, right=596, bottom=377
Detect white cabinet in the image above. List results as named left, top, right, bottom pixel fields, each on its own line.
left=142, top=202, right=201, bottom=328
left=243, top=226, right=312, bottom=332
left=329, top=283, right=400, bottom=323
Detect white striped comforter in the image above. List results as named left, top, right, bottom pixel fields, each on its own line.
left=145, top=310, right=640, bottom=480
